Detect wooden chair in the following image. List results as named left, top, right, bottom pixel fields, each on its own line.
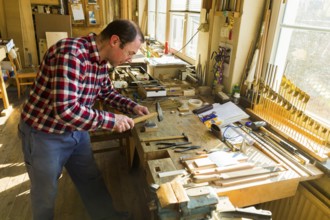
left=7, top=49, right=38, bottom=99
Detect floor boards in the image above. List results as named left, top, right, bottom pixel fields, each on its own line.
left=0, top=87, right=151, bottom=220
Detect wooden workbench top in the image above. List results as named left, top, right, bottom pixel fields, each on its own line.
left=130, top=96, right=323, bottom=208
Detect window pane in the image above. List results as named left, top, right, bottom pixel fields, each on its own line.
left=275, top=28, right=330, bottom=124
left=148, top=11, right=156, bottom=38
left=169, top=13, right=184, bottom=50
left=171, top=1, right=187, bottom=11
left=156, top=13, right=166, bottom=43
left=186, top=14, right=200, bottom=58
left=148, top=0, right=156, bottom=12
left=283, top=0, right=330, bottom=28
left=188, top=0, right=202, bottom=12
left=157, top=0, right=166, bottom=13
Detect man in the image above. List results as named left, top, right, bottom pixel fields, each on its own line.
left=18, top=19, right=149, bottom=220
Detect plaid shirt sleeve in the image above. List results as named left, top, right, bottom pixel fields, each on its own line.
left=98, top=77, right=138, bottom=115
left=50, top=51, right=138, bottom=131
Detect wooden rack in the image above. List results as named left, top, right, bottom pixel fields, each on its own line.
left=247, top=68, right=330, bottom=162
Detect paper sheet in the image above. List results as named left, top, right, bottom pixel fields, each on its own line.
left=71, top=4, right=85, bottom=21
left=198, top=101, right=249, bottom=127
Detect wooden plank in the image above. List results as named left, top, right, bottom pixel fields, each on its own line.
left=192, top=162, right=255, bottom=175
left=158, top=169, right=187, bottom=178
left=19, top=0, right=38, bottom=66
left=216, top=177, right=300, bottom=207
left=214, top=173, right=279, bottom=187
left=170, top=181, right=189, bottom=203
left=156, top=182, right=178, bottom=208
left=146, top=158, right=176, bottom=184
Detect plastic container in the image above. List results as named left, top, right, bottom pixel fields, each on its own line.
left=164, top=41, right=169, bottom=54
left=233, top=92, right=240, bottom=105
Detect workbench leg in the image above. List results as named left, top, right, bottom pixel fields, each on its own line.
left=126, top=135, right=136, bottom=169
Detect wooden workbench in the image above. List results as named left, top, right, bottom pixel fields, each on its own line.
left=130, top=97, right=323, bottom=208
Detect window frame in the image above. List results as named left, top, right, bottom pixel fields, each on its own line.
left=266, top=0, right=330, bottom=126
left=147, top=0, right=202, bottom=64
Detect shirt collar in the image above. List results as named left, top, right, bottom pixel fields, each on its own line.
left=88, top=33, right=107, bottom=65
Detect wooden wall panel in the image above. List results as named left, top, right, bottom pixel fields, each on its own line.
left=4, top=0, right=38, bottom=67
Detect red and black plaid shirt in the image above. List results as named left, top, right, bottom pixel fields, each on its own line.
left=21, top=33, right=137, bottom=134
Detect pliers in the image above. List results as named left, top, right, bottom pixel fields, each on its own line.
left=156, top=142, right=192, bottom=149
left=174, top=146, right=201, bottom=153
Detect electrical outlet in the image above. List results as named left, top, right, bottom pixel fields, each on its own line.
left=221, top=27, right=229, bottom=38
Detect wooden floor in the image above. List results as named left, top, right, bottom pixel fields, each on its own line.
left=0, top=87, right=152, bottom=220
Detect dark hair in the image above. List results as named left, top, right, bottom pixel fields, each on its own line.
left=100, top=19, right=144, bottom=49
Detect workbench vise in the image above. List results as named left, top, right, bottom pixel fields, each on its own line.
left=155, top=181, right=219, bottom=220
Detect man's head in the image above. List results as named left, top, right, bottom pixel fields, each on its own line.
left=97, top=19, right=144, bottom=66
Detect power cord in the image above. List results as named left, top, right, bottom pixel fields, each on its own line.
left=222, top=124, right=243, bottom=141
left=172, top=23, right=205, bottom=56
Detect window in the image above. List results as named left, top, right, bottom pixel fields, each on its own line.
left=147, top=0, right=202, bottom=63
left=147, top=0, right=156, bottom=39
left=147, top=0, right=167, bottom=43
left=155, top=0, right=167, bottom=43
left=271, top=0, right=330, bottom=126
left=169, top=0, right=201, bottom=60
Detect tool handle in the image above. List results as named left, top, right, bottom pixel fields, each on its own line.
left=260, top=126, right=298, bottom=153
left=133, top=112, right=157, bottom=124
left=140, top=135, right=185, bottom=142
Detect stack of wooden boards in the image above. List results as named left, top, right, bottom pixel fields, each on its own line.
left=181, top=151, right=284, bottom=187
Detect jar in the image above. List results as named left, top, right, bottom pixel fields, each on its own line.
left=233, top=92, right=240, bottom=105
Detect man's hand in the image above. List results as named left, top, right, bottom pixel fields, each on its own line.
left=113, top=114, right=134, bottom=133
left=133, top=104, right=149, bottom=116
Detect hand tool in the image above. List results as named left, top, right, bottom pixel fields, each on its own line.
left=133, top=112, right=158, bottom=124
left=156, top=141, right=192, bottom=149
left=251, top=131, right=315, bottom=176
left=174, top=146, right=201, bottom=153
left=143, top=121, right=158, bottom=132
left=179, top=154, right=209, bottom=162
left=156, top=101, right=163, bottom=121
left=192, top=104, right=213, bottom=114
left=248, top=121, right=310, bottom=165
left=133, top=101, right=164, bottom=124
left=140, top=132, right=189, bottom=142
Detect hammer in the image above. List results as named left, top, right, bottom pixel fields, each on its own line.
left=140, top=132, right=189, bottom=142
left=133, top=101, right=164, bottom=124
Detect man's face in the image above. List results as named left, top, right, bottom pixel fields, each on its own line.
left=106, top=35, right=141, bottom=67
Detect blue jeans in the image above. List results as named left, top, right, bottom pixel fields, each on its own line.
left=18, top=120, right=117, bottom=220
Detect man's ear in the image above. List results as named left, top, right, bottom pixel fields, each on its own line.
left=110, top=35, right=120, bottom=47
